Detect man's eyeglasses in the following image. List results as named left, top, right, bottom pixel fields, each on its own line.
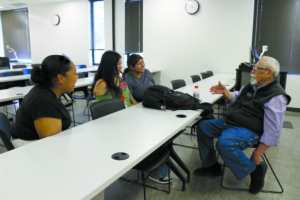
left=253, top=66, right=269, bottom=71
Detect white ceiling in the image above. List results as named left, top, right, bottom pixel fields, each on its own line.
left=0, top=0, right=74, bottom=11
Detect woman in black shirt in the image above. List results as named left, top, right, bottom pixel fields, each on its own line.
left=11, top=55, right=79, bottom=147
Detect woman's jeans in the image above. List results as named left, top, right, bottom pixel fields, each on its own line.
left=150, top=163, right=169, bottom=179
left=197, top=118, right=260, bottom=180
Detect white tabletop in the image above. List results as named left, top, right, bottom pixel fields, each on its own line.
left=0, top=77, right=94, bottom=103
left=176, top=73, right=236, bottom=104
left=0, top=74, right=235, bottom=200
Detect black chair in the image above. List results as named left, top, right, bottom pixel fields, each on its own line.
left=170, top=79, right=186, bottom=90
left=0, top=113, right=15, bottom=151
left=12, top=65, right=26, bottom=69
left=89, top=98, right=126, bottom=119
left=22, top=68, right=32, bottom=75
left=59, top=94, right=75, bottom=127
left=200, top=72, right=210, bottom=80
left=2, top=71, right=26, bottom=88
left=220, top=144, right=284, bottom=194
left=190, top=75, right=201, bottom=83
left=207, top=71, right=214, bottom=77
left=31, top=64, right=41, bottom=68
left=76, top=65, right=87, bottom=69
left=2, top=71, right=23, bottom=77
left=76, top=65, right=88, bottom=77
left=89, top=99, right=186, bottom=199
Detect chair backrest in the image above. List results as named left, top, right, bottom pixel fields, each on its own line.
left=0, top=57, right=10, bottom=70
left=206, top=71, right=214, bottom=77
left=31, top=64, right=41, bottom=68
left=76, top=65, right=87, bottom=69
left=89, top=98, right=126, bottom=120
left=12, top=65, right=26, bottom=69
left=22, top=68, right=32, bottom=75
left=0, top=113, right=15, bottom=151
left=171, top=79, right=186, bottom=90
left=190, top=75, right=201, bottom=83
left=77, top=72, right=86, bottom=78
left=200, top=72, right=210, bottom=80
left=2, top=71, right=23, bottom=77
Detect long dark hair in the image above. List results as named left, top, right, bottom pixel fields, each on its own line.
left=92, top=50, right=122, bottom=96
left=122, top=54, right=143, bottom=79
left=31, top=55, right=71, bottom=87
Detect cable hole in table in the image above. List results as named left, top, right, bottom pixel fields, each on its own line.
left=176, top=114, right=187, bottom=118
left=112, top=152, right=129, bottom=160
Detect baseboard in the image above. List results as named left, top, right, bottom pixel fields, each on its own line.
left=286, top=107, right=300, bottom=112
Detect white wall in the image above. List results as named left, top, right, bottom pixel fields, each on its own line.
left=285, top=75, right=300, bottom=108
left=144, top=0, right=254, bottom=88
left=28, top=0, right=90, bottom=65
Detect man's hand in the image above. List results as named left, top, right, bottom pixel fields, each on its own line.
left=250, top=150, right=262, bottom=165
left=210, top=81, right=232, bottom=102
left=210, top=81, right=226, bottom=94
left=250, top=143, right=270, bottom=165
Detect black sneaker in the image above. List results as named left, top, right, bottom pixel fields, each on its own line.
left=194, top=162, right=222, bottom=176
left=149, top=175, right=173, bottom=184
left=249, top=162, right=268, bottom=194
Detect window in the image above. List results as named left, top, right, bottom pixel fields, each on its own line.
left=90, top=0, right=105, bottom=65
left=252, top=0, right=300, bottom=74
left=1, top=9, right=31, bottom=62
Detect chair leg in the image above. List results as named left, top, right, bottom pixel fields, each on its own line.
left=169, top=142, right=190, bottom=183
left=141, top=172, right=146, bottom=200
left=261, top=153, right=284, bottom=193
left=220, top=153, right=284, bottom=193
left=165, top=159, right=186, bottom=191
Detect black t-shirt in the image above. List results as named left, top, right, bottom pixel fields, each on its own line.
left=11, top=84, right=71, bottom=140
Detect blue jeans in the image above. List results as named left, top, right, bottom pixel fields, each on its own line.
left=196, top=118, right=260, bottom=180
left=150, top=163, right=169, bottom=178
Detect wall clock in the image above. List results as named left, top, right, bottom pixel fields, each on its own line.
left=185, top=0, right=200, bottom=14
left=51, top=14, right=60, bottom=25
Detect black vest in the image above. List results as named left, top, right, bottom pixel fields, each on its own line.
left=225, top=79, right=291, bottom=136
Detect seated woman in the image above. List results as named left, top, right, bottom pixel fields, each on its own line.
left=122, top=54, right=155, bottom=102
left=11, top=55, right=79, bottom=148
left=123, top=54, right=172, bottom=184
left=92, top=50, right=137, bottom=107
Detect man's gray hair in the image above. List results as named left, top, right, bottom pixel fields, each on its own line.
left=260, top=56, right=280, bottom=78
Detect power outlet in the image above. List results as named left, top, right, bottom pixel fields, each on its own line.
left=263, top=45, right=268, bottom=52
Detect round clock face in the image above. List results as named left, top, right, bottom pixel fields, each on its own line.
left=52, top=14, right=60, bottom=25
left=185, top=0, right=200, bottom=14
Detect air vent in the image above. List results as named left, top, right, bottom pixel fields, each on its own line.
left=10, top=3, right=27, bottom=6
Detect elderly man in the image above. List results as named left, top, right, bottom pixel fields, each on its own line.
left=193, top=56, right=291, bottom=194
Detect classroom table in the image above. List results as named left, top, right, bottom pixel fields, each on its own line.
left=0, top=67, right=160, bottom=84
left=0, top=73, right=235, bottom=200
left=0, top=77, right=94, bottom=103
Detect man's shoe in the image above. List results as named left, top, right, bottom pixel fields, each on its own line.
left=249, top=162, right=268, bottom=194
left=194, top=162, right=222, bottom=176
left=149, top=175, right=173, bottom=184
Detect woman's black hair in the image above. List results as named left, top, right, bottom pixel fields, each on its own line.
left=31, top=55, right=71, bottom=87
left=91, top=50, right=122, bottom=97
left=122, top=54, right=143, bottom=79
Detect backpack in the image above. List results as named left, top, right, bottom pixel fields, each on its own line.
left=142, top=85, right=213, bottom=115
